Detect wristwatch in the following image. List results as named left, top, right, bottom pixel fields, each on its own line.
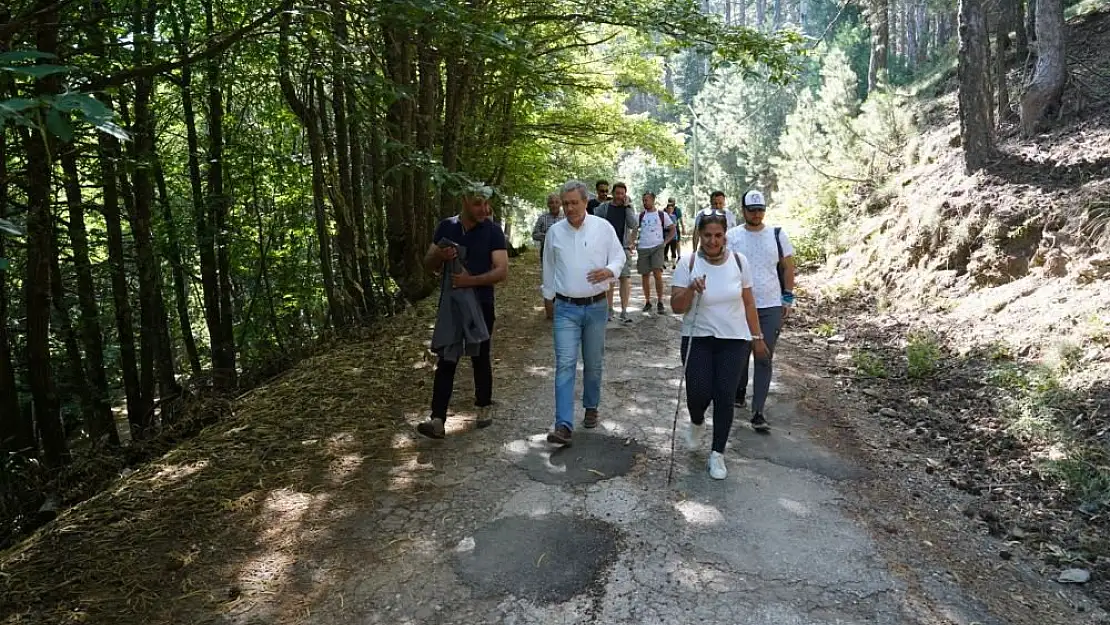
left=751, top=334, right=764, bottom=341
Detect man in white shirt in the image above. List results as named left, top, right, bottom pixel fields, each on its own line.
left=635, top=192, right=675, bottom=314
left=725, top=189, right=796, bottom=432
left=542, top=180, right=627, bottom=446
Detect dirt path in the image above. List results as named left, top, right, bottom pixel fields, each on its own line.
left=2, top=255, right=1104, bottom=625
left=233, top=258, right=1103, bottom=625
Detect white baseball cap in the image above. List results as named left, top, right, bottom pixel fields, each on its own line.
left=743, top=189, right=766, bottom=208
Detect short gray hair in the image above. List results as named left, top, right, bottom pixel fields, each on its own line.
left=546, top=192, right=561, bottom=202
left=560, top=180, right=589, bottom=202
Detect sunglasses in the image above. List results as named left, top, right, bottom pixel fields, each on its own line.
left=698, top=208, right=727, bottom=216
left=744, top=206, right=767, bottom=213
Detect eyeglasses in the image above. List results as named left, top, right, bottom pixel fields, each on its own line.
left=698, top=208, right=727, bottom=216
left=743, top=206, right=767, bottom=213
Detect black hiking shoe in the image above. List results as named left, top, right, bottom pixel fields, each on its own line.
left=656, top=301, right=665, bottom=314
left=583, top=409, right=599, bottom=429
left=417, top=417, right=446, bottom=439
left=547, top=425, right=573, bottom=446
left=734, top=397, right=746, bottom=409
left=751, top=413, right=770, bottom=433
left=476, top=404, right=494, bottom=429
left=642, top=302, right=653, bottom=313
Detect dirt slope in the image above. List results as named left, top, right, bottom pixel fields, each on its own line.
left=808, top=6, right=1110, bottom=611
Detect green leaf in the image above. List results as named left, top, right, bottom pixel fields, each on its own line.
left=0, top=98, right=39, bottom=114
left=0, top=218, right=24, bottom=236
left=92, top=120, right=131, bottom=141
left=1, top=64, right=71, bottom=79
left=45, top=108, right=73, bottom=142
left=0, top=258, right=9, bottom=271
left=0, top=50, right=57, bottom=64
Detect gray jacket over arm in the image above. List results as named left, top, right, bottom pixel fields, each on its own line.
left=430, top=248, right=490, bottom=363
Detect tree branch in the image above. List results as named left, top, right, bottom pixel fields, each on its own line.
left=86, top=5, right=281, bottom=90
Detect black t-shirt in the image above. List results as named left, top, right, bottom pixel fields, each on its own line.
left=586, top=198, right=600, bottom=215
left=433, top=216, right=507, bottom=303
left=600, top=201, right=632, bottom=245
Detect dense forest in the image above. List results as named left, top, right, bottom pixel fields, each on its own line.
left=0, top=0, right=1094, bottom=545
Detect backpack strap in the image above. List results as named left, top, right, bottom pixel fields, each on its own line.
left=773, top=226, right=784, bottom=260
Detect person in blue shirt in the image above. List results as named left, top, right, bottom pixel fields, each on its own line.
left=664, top=197, right=683, bottom=267
left=416, top=184, right=509, bottom=439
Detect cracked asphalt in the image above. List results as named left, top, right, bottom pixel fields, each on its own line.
left=245, top=266, right=1105, bottom=625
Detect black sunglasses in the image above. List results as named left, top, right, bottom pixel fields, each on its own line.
left=744, top=206, right=767, bottom=213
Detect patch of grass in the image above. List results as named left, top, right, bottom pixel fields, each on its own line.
left=906, top=331, right=942, bottom=379
left=813, top=322, right=837, bottom=338
left=994, top=364, right=1070, bottom=441
left=986, top=342, right=1014, bottom=362
left=852, top=349, right=889, bottom=379
left=1043, top=449, right=1110, bottom=507
left=1048, top=340, right=1085, bottom=373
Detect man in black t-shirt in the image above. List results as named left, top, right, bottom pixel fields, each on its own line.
left=585, top=179, right=609, bottom=216
left=592, top=182, right=638, bottom=322
left=416, top=184, right=509, bottom=439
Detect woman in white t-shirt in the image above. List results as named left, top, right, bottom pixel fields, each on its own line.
left=670, top=209, right=766, bottom=480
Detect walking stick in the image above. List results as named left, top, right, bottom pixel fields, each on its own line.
left=667, top=290, right=702, bottom=486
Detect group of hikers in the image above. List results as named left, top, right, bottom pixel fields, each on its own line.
left=417, top=178, right=795, bottom=481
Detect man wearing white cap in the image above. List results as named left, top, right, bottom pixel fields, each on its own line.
left=725, top=189, right=796, bottom=433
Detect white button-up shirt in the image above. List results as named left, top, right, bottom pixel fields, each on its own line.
left=541, top=214, right=626, bottom=300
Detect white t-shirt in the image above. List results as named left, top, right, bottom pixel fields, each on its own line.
left=725, top=226, right=795, bottom=309
left=637, top=210, right=673, bottom=249
left=671, top=252, right=754, bottom=339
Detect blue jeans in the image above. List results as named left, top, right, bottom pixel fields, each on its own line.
left=553, top=298, right=609, bottom=431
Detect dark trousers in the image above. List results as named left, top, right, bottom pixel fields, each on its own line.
left=681, top=336, right=748, bottom=453
left=666, top=237, right=681, bottom=260
left=430, top=300, right=495, bottom=420
left=736, top=306, right=784, bottom=413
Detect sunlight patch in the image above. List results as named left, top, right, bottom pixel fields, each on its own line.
left=151, top=460, right=208, bottom=486
left=674, top=500, right=724, bottom=525
left=777, top=497, right=811, bottom=517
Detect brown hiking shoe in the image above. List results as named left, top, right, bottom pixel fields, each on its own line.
left=416, top=417, right=446, bottom=439
left=476, top=404, right=494, bottom=429
left=546, top=425, right=573, bottom=446
left=583, top=409, right=599, bottom=429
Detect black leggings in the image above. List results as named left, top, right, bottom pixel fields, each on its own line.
left=680, top=336, right=748, bottom=453
left=430, top=301, right=495, bottom=420
left=666, top=237, right=681, bottom=260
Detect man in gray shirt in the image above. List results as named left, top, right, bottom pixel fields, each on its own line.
left=592, top=182, right=638, bottom=322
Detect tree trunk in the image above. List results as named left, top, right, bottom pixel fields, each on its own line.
left=868, top=0, right=890, bottom=93
left=383, top=24, right=431, bottom=301
left=204, top=0, right=238, bottom=388
left=738, top=0, right=746, bottom=27
left=415, top=27, right=441, bottom=247
left=60, top=148, right=119, bottom=446
left=277, top=5, right=343, bottom=327
left=771, top=0, right=782, bottom=30
left=132, top=0, right=181, bottom=419
left=996, top=1, right=1012, bottom=125
left=756, top=0, right=766, bottom=30
left=725, top=0, right=732, bottom=25
left=97, top=105, right=145, bottom=439
left=49, top=218, right=96, bottom=437
left=1025, top=0, right=1037, bottom=48
left=958, top=0, right=996, bottom=171
left=1019, top=0, right=1065, bottom=135
left=24, top=0, right=67, bottom=466
left=1014, top=0, right=1029, bottom=61
left=154, top=161, right=202, bottom=375
left=0, top=127, right=34, bottom=453
left=906, top=0, right=917, bottom=70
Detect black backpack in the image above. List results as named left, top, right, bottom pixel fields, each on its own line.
left=773, top=226, right=786, bottom=295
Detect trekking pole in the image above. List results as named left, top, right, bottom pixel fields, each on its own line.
left=667, top=290, right=702, bottom=486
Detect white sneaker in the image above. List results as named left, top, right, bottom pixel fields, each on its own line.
left=707, top=451, right=727, bottom=480
left=682, top=421, right=704, bottom=451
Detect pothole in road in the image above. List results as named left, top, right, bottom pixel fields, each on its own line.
left=509, top=432, right=645, bottom=485
left=454, top=515, right=620, bottom=604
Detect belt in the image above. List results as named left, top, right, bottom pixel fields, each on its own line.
left=555, top=293, right=606, bottom=306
